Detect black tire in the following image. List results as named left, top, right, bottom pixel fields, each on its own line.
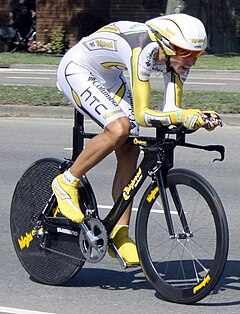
left=10, top=157, right=97, bottom=285
left=136, top=168, right=229, bottom=304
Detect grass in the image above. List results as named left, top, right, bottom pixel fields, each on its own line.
left=0, top=52, right=62, bottom=65
left=0, top=52, right=239, bottom=114
left=0, top=85, right=239, bottom=113
left=194, top=54, right=240, bottom=70
left=0, top=86, right=67, bottom=106
left=151, top=90, right=240, bottom=113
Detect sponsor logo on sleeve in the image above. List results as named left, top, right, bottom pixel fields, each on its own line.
left=83, top=38, right=117, bottom=51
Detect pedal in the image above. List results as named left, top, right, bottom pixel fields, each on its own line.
left=108, top=242, right=128, bottom=269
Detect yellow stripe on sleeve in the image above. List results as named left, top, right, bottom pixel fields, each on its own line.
left=131, top=47, right=180, bottom=127
left=172, top=72, right=183, bottom=108
left=131, top=47, right=151, bottom=126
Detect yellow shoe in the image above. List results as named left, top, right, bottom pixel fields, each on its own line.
left=108, top=225, right=140, bottom=265
left=51, top=173, right=84, bottom=223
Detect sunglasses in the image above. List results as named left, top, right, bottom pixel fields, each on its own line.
left=172, top=44, right=205, bottom=58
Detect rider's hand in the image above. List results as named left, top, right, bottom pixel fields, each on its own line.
left=178, top=109, right=222, bottom=131
left=180, top=109, right=204, bottom=131
left=201, top=111, right=223, bottom=131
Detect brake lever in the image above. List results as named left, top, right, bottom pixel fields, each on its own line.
left=205, top=145, right=225, bottom=162
left=177, top=142, right=225, bottom=162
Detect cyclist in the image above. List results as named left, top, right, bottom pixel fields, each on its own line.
left=9, top=0, right=35, bottom=40
left=52, top=13, right=222, bottom=265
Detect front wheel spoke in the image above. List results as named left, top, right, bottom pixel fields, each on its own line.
left=176, top=238, right=209, bottom=274
left=163, top=240, right=178, bottom=277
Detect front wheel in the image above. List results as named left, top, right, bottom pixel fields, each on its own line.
left=136, top=168, right=229, bottom=304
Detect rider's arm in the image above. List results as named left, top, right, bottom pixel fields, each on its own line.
left=131, top=48, right=204, bottom=130
left=162, top=70, right=187, bottom=111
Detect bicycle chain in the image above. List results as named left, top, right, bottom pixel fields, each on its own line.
left=36, top=218, right=108, bottom=264
left=40, top=241, right=86, bottom=263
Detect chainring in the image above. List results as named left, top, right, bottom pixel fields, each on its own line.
left=79, top=218, right=108, bottom=263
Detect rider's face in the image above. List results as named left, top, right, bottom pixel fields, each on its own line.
left=157, top=48, right=197, bottom=75
left=170, top=55, right=197, bottom=75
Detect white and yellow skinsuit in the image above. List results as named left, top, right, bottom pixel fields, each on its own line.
left=57, top=21, right=190, bottom=135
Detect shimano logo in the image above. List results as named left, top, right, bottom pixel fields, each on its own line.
left=57, top=227, right=78, bottom=237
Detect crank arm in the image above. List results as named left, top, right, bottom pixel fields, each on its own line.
left=80, top=222, right=101, bottom=251
left=108, top=241, right=127, bottom=270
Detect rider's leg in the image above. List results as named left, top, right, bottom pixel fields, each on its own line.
left=112, top=143, right=140, bottom=224
left=70, top=117, right=131, bottom=178
left=109, top=143, right=140, bottom=264
left=52, top=117, right=131, bottom=223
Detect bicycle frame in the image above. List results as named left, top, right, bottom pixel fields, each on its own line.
left=71, top=110, right=225, bottom=236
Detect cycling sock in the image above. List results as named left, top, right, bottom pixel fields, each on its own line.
left=63, top=169, right=80, bottom=184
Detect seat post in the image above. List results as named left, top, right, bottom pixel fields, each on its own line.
left=72, top=109, right=84, bottom=161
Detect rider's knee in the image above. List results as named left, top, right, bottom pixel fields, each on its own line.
left=105, top=117, right=130, bottom=146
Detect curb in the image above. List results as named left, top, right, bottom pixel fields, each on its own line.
left=0, top=63, right=58, bottom=70
left=221, top=114, right=240, bottom=126
left=0, top=104, right=73, bottom=119
left=0, top=104, right=239, bottom=126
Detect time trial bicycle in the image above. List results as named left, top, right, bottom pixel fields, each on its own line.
left=10, top=110, right=229, bottom=304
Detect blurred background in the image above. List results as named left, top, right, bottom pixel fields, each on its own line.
left=0, top=0, right=239, bottom=54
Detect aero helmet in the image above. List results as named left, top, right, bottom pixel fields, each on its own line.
left=145, top=13, right=207, bottom=58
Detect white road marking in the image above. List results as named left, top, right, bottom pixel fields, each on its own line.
left=1, top=69, right=238, bottom=89
left=98, top=204, right=177, bottom=214
left=6, top=76, right=50, bottom=80
left=0, top=69, right=56, bottom=73
left=188, top=76, right=240, bottom=81
left=185, top=82, right=226, bottom=86
left=63, top=147, right=145, bottom=154
left=0, top=307, right=55, bottom=314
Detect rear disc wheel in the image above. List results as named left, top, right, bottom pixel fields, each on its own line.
left=10, top=158, right=85, bottom=285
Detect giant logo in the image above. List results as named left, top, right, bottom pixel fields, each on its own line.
left=123, top=168, right=143, bottom=200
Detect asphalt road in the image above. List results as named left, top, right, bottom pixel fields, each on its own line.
left=0, top=118, right=240, bottom=314
left=0, top=64, right=240, bottom=92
